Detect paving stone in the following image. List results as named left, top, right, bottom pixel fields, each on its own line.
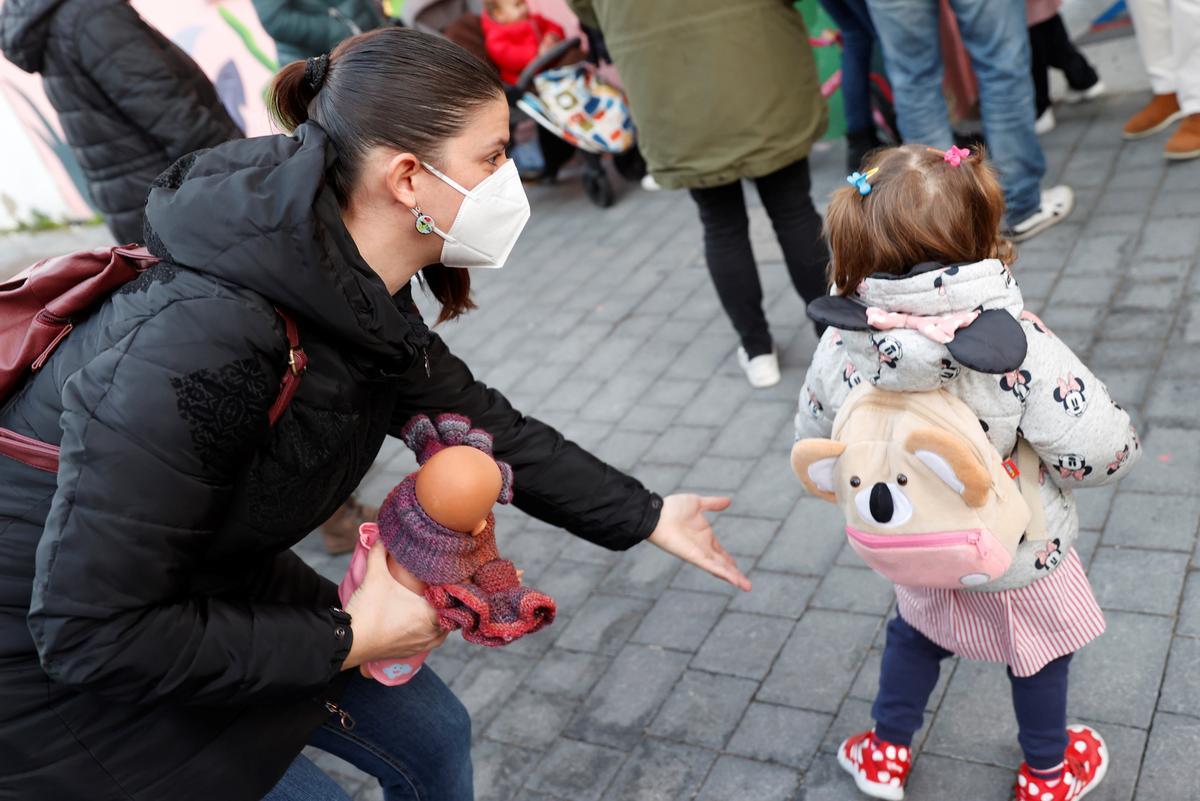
left=554, top=594, right=652, bottom=655
left=675, top=374, right=755, bottom=426
left=473, top=739, right=542, bottom=801
left=728, top=571, right=818, bottom=619
left=1062, top=232, right=1134, bottom=275
left=1146, top=378, right=1200, bottom=426
left=524, top=648, right=612, bottom=700
left=592, top=430, right=657, bottom=472
left=1179, top=572, right=1200, bottom=637
left=707, top=400, right=797, bottom=459
left=451, top=650, right=538, bottom=732
left=1135, top=712, right=1200, bottom=801
left=712, top=516, right=781, bottom=557
left=924, top=659, right=1024, bottom=767
left=693, top=755, right=800, bottom=801
left=643, top=425, right=717, bottom=465
left=902, top=753, right=1015, bottom=801
left=796, top=753, right=874, bottom=801
left=1137, top=217, right=1200, bottom=260
left=599, top=543, right=682, bottom=600
left=648, top=670, right=758, bottom=749
left=811, top=566, right=896, bottom=616
left=525, top=739, right=627, bottom=801
left=1104, top=492, right=1200, bottom=551
left=1124, top=428, right=1200, bottom=495
left=820, top=696, right=931, bottom=758
left=759, top=609, right=879, bottom=713
left=757, top=497, right=845, bottom=574
left=1049, top=273, right=1122, bottom=307
left=485, top=689, right=578, bottom=751
left=616, top=404, right=679, bottom=433
left=1069, top=610, right=1173, bottom=729
left=681, top=455, right=756, bottom=492
left=566, top=644, right=690, bottom=750
left=600, top=739, right=715, bottom=801
left=726, top=702, right=833, bottom=769
left=1158, top=636, right=1200, bottom=718
left=691, top=612, right=794, bottom=680
left=731, top=453, right=804, bottom=521
left=579, top=373, right=658, bottom=424
left=1088, top=547, right=1189, bottom=615
left=630, top=590, right=728, bottom=651
left=645, top=378, right=704, bottom=407
left=668, top=562, right=744, bottom=597
left=534, top=559, right=611, bottom=616
left=632, top=463, right=690, bottom=496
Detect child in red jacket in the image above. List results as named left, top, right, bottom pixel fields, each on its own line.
left=481, top=0, right=565, bottom=85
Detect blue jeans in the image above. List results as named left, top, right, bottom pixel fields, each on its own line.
left=864, top=0, right=1045, bottom=223
left=872, top=615, right=1071, bottom=771
left=263, top=667, right=473, bottom=801
left=817, top=0, right=881, bottom=134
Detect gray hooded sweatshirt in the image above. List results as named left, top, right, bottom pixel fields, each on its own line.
left=795, top=259, right=1141, bottom=591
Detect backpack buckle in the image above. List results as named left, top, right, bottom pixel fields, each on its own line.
left=1002, top=459, right=1019, bottom=479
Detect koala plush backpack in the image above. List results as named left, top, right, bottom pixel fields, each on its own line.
left=792, top=384, right=1044, bottom=590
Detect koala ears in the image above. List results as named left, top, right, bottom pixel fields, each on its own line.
left=904, top=428, right=991, bottom=508
left=790, top=439, right=847, bottom=503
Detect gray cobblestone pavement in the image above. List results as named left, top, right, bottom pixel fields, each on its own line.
left=5, top=90, right=1195, bottom=801
left=306, top=91, right=1200, bottom=801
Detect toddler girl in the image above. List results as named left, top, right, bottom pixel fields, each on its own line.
left=794, top=144, right=1140, bottom=800
left=481, top=0, right=564, bottom=86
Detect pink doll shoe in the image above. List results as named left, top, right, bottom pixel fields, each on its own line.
left=338, top=522, right=429, bottom=685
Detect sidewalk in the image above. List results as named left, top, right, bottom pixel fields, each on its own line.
left=294, top=91, right=1200, bottom=801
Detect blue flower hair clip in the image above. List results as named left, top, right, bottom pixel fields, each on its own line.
left=846, top=167, right=879, bottom=196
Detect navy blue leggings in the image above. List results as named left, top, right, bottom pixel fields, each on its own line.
left=872, top=615, right=1072, bottom=770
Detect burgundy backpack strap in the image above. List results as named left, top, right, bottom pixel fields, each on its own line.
left=268, top=307, right=306, bottom=426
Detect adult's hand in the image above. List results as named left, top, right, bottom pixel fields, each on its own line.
left=648, top=494, right=752, bottom=592
left=342, top=541, right=448, bottom=670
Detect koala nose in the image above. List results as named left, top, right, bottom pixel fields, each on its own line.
left=869, top=482, right=894, bottom=523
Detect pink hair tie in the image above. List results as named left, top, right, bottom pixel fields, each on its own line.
left=943, top=146, right=970, bottom=167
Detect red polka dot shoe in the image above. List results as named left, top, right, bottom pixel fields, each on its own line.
left=837, top=729, right=912, bottom=800
left=1015, top=725, right=1108, bottom=801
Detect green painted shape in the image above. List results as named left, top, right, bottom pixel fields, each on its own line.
left=6, top=80, right=97, bottom=211
left=219, top=5, right=279, bottom=73
left=796, top=0, right=846, bottom=140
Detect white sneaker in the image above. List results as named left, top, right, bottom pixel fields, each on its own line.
left=1064, top=79, right=1106, bottom=105
left=1035, top=107, right=1057, bottom=135
left=737, top=347, right=781, bottom=389
left=641, top=174, right=662, bottom=192
left=1007, top=185, right=1075, bottom=242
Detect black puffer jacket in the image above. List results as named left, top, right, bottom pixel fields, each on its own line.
left=0, top=123, right=660, bottom=801
left=0, top=0, right=243, bottom=244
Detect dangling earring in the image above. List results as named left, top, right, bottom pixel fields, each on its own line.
left=414, top=207, right=435, bottom=235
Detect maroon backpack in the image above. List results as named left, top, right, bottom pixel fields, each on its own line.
left=0, top=245, right=306, bottom=473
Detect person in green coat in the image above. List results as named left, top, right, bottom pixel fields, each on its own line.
left=568, top=0, right=830, bottom=389
left=251, top=0, right=387, bottom=67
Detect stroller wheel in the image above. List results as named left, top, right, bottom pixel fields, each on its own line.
left=583, top=170, right=615, bottom=208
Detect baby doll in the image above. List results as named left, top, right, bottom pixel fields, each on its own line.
left=340, top=413, right=555, bottom=684
left=481, top=0, right=565, bottom=85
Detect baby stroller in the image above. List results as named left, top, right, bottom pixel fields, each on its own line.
left=405, top=1, right=644, bottom=207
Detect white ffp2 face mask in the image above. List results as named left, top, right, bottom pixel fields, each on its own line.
left=413, top=160, right=531, bottom=269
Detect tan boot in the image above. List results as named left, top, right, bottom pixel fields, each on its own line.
left=1122, top=93, right=1185, bottom=140
left=319, top=498, right=379, bottom=555
left=1165, top=114, right=1200, bottom=161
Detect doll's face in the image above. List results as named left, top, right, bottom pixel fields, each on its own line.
left=415, top=446, right=503, bottom=533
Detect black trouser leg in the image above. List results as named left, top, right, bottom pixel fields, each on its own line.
left=753, top=159, right=830, bottom=339
left=1040, top=14, right=1099, bottom=92
left=1028, top=21, right=1053, bottom=117
left=689, top=180, right=773, bottom=357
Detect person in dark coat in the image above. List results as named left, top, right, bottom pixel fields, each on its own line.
left=0, top=0, right=243, bottom=244
left=0, top=27, right=748, bottom=801
left=251, top=0, right=388, bottom=67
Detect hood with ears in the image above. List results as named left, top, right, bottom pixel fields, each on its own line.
left=808, top=259, right=1027, bottom=392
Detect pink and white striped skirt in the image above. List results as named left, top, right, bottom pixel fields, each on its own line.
left=894, top=549, right=1105, bottom=677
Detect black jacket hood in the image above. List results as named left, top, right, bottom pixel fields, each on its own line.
left=144, top=122, right=431, bottom=367
left=0, top=0, right=72, bottom=71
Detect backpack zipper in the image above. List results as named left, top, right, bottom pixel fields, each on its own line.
left=847, top=527, right=990, bottom=558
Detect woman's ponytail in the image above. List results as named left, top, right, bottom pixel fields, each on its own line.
left=269, top=59, right=320, bottom=132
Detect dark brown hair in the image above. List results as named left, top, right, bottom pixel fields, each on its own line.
left=825, top=144, right=1015, bottom=293
left=269, top=27, right=504, bottom=323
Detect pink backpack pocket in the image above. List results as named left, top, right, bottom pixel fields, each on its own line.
left=846, top=526, right=1013, bottom=589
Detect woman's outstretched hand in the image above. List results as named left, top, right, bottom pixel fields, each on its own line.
left=341, top=541, right=448, bottom=671
left=648, top=494, right=752, bottom=592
